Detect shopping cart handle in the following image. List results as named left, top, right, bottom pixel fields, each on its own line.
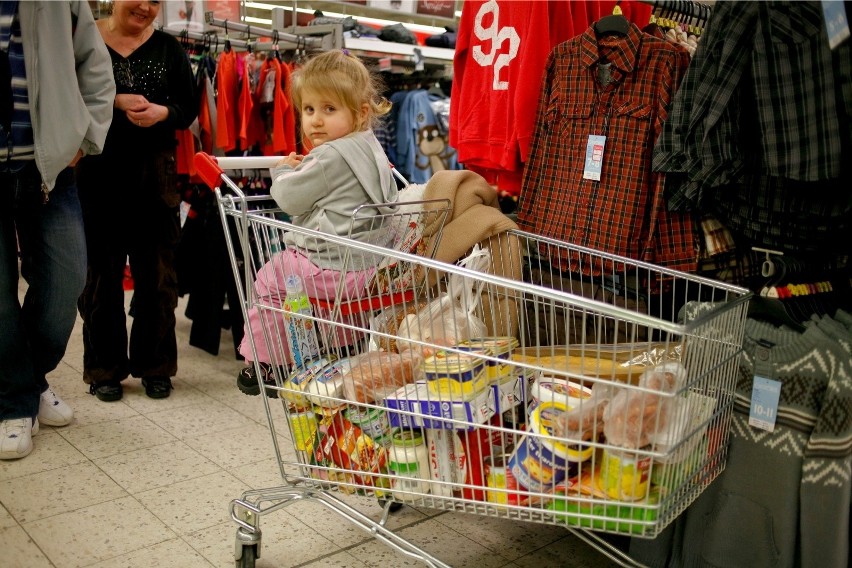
left=194, top=152, right=224, bottom=190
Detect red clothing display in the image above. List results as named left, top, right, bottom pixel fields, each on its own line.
left=256, top=57, right=297, bottom=156
left=215, top=49, right=238, bottom=152
left=517, top=23, right=697, bottom=273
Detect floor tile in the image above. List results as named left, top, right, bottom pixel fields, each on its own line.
left=144, top=400, right=257, bottom=440
left=300, top=550, right=370, bottom=567
left=93, top=441, right=221, bottom=494
left=184, top=517, right=338, bottom=568
left=57, top=414, right=177, bottom=460
left=120, top=378, right=216, bottom=414
left=183, top=422, right=279, bottom=470
left=434, top=512, right=568, bottom=561
left=0, top=461, right=127, bottom=523
left=0, top=525, right=53, bottom=568
left=86, top=537, right=215, bottom=568
left=511, top=533, right=621, bottom=568
left=0, top=431, right=88, bottom=482
left=24, top=496, right=175, bottom=568
left=51, top=391, right=141, bottom=429
left=0, top=503, right=17, bottom=529
left=134, top=470, right=250, bottom=536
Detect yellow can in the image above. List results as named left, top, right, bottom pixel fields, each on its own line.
left=599, top=448, right=652, bottom=501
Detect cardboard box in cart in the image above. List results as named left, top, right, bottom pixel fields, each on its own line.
left=383, top=370, right=530, bottom=430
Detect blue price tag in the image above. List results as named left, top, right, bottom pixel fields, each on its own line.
left=583, top=135, right=607, bottom=181
left=749, top=375, right=782, bottom=432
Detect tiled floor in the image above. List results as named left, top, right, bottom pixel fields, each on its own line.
left=1, top=288, right=625, bottom=568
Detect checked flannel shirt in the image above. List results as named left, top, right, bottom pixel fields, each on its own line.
left=655, top=0, right=852, bottom=212
left=517, top=22, right=697, bottom=274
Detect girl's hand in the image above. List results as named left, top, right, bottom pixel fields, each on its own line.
left=115, top=94, right=148, bottom=112
left=277, top=152, right=304, bottom=168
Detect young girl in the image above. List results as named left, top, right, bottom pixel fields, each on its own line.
left=237, top=50, right=398, bottom=396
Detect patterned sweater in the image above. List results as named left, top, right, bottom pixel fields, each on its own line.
left=632, top=316, right=852, bottom=567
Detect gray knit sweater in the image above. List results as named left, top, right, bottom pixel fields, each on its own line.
left=631, top=317, right=852, bottom=567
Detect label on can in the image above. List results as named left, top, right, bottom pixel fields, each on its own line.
left=600, top=448, right=652, bottom=501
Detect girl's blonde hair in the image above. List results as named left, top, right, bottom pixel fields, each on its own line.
left=290, top=50, right=391, bottom=132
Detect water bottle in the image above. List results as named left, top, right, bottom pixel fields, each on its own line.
left=284, top=275, right=320, bottom=369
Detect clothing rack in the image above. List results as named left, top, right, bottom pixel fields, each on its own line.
left=203, top=11, right=342, bottom=52
left=637, top=0, right=713, bottom=28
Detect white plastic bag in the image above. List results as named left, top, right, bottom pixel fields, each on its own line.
left=396, top=245, right=489, bottom=349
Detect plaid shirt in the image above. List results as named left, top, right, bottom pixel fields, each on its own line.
left=517, top=23, right=697, bottom=273
left=656, top=0, right=852, bottom=211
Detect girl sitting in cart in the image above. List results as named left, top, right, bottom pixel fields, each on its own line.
left=237, top=49, right=400, bottom=396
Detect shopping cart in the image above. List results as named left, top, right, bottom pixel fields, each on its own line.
left=194, top=153, right=752, bottom=568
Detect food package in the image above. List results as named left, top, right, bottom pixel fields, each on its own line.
left=342, top=350, right=424, bottom=404
left=551, top=383, right=615, bottom=442
left=602, top=362, right=687, bottom=449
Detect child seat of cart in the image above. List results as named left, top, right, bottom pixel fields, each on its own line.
left=308, top=197, right=452, bottom=317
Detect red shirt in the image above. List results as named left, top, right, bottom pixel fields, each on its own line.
left=517, top=23, right=697, bottom=274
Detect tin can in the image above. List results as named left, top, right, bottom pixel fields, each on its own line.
left=423, top=350, right=490, bottom=399
left=456, top=336, right=520, bottom=381
left=485, top=451, right=522, bottom=505
left=600, top=448, right=652, bottom=501
left=344, top=404, right=391, bottom=441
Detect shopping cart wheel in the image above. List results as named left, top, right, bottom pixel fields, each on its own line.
left=236, top=544, right=257, bottom=568
left=378, top=498, right=404, bottom=513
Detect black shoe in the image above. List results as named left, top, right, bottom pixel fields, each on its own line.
left=236, top=363, right=278, bottom=398
left=142, top=377, right=173, bottom=399
left=89, top=381, right=123, bottom=402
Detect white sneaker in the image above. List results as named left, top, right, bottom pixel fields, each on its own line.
left=0, top=417, right=38, bottom=460
left=38, top=387, right=74, bottom=427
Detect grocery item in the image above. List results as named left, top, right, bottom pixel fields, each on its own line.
left=283, top=274, right=320, bottom=368
left=599, top=447, right=652, bottom=501
left=423, top=349, right=490, bottom=399
left=302, top=357, right=352, bottom=408
left=456, top=336, right=520, bottom=380
left=342, top=349, right=422, bottom=404
left=508, top=402, right=592, bottom=493
left=388, top=428, right=431, bottom=501
left=288, top=405, right=318, bottom=452
left=528, top=376, right=593, bottom=416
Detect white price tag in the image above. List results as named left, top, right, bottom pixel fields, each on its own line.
left=749, top=375, right=782, bottom=432
left=583, top=135, right=606, bottom=181
left=822, top=0, right=851, bottom=50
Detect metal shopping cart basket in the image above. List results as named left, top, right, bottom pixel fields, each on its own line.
left=194, top=153, right=752, bottom=568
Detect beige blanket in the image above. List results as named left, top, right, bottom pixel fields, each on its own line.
left=422, top=170, right=522, bottom=337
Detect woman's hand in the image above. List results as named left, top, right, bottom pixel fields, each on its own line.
left=119, top=94, right=169, bottom=128
left=277, top=152, right=304, bottom=168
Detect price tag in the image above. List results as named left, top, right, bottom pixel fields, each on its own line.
left=822, top=0, right=851, bottom=50
left=583, top=135, right=606, bottom=180
left=749, top=375, right=781, bottom=432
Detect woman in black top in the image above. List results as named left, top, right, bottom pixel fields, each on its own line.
left=77, top=0, right=198, bottom=401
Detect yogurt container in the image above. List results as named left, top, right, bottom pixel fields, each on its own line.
left=528, top=376, right=593, bottom=416
left=456, top=336, right=520, bottom=380
left=423, top=350, right=490, bottom=400
left=508, top=402, right=593, bottom=493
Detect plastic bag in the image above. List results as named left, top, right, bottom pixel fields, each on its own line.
left=602, top=362, right=687, bottom=449
left=396, top=245, right=489, bottom=349
left=342, top=350, right=424, bottom=404
left=552, top=383, right=615, bottom=442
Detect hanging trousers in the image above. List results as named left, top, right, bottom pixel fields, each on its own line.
left=76, top=149, right=181, bottom=385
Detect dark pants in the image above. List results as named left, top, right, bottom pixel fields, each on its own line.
left=0, top=164, right=86, bottom=420
left=77, top=150, right=181, bottom=384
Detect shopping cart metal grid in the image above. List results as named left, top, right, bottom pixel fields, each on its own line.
left=194, top=153, right=752, bottom=568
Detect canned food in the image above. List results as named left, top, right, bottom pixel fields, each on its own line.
left=423, top=350, right=490, bottom=399
left=599, top=448, right=652, bottom=501
left=456, top=336, right=520, bottom=380
left=345, top=405, right=391, bottom=441
left=528, top=376, right=592, bottom=416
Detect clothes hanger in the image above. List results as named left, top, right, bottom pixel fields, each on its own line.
left=747, top=251, right=808, bottom=332
left=594, top=3, right=630, bottom=38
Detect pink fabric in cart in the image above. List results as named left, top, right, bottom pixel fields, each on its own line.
left=239, top=247, right=374, bottom=366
